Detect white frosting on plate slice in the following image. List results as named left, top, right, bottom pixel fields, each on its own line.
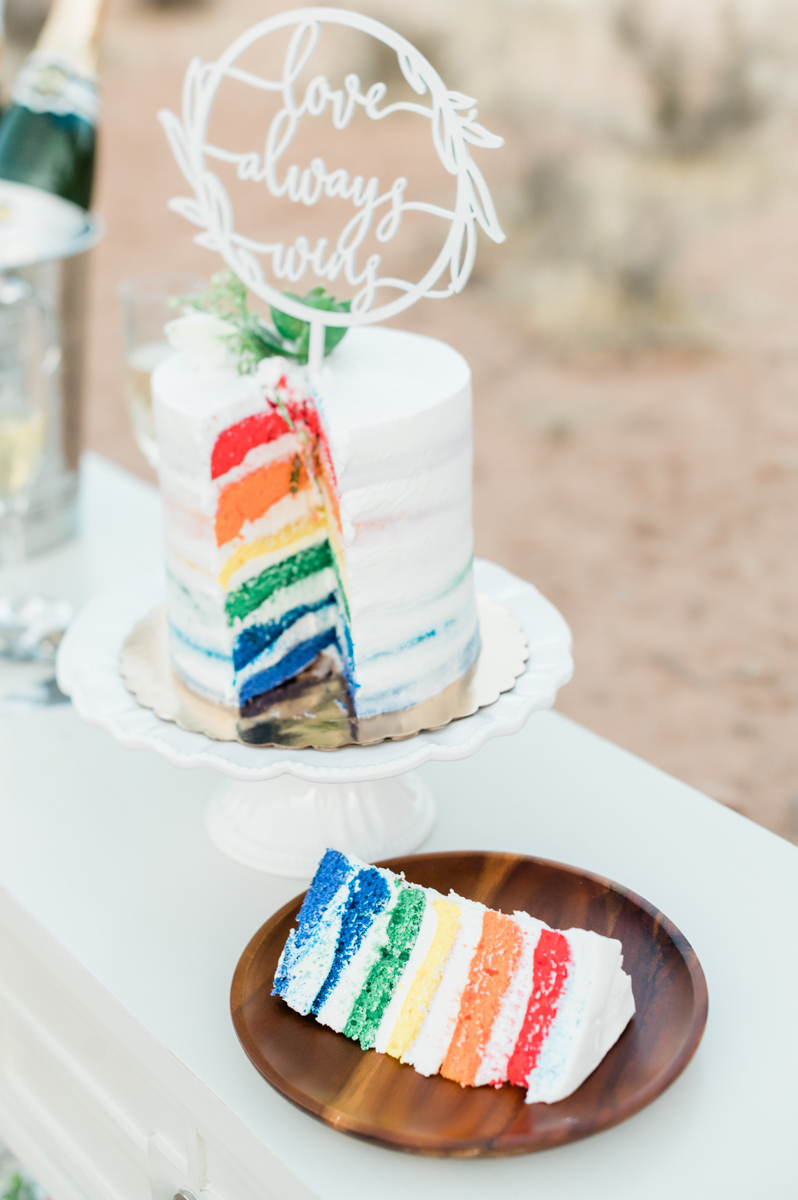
left=523, top=927, right=636, bottom=1104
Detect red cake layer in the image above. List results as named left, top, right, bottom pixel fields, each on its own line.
left=210, top=395, right=336, bottom=487
left=506, top=929, right=571, bottom=1087
left=211, top=409, right=291, bottom=480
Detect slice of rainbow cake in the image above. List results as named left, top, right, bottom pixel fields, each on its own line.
left=273, top=849, right=636, bottom=1104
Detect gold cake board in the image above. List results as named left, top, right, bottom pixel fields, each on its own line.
left=119, top=594, right=529, bottom=751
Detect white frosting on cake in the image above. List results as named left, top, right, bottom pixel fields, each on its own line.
left=522, top=927, right=636, bottom=1104
left=152, top=326, right=480, bottom=717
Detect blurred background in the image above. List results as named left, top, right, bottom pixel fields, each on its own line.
left=3, top=0, right=798, bottom=843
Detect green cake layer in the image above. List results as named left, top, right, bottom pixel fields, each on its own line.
left=225, top=540, right=335, bottom=623
left=344, top=887, right=426, bottom=1050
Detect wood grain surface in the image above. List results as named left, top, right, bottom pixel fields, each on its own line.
left=230, top=851, right=708, bottom=1157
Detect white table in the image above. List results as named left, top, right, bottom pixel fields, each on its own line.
left=1, top=455, right=796, bottom=1200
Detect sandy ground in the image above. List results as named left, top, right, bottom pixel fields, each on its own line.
left=77, top=0, right=798, bottom=844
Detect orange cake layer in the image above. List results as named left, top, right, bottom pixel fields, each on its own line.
left=440, top=909, right=524, bottom=1086
left=215, top=456, right=309, bottom=546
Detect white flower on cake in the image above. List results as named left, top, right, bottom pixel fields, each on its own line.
left=254, top=356, right=291, bottom=390
left=255, top=355, right=308, bottom=396
left=166, top=311, right=237, bottom=373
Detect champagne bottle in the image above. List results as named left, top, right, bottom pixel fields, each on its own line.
left=0, top=0, right=106, bottom=209
left=0, top=1, right=6, bottom=119
left=0, top=0, right=6, bottom=77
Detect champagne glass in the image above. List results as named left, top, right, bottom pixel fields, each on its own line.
left=119, top=272, right=205, bottom=469
left=0, top=276, right=72, bottom=660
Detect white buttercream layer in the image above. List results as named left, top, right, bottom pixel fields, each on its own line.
left=404, top=896, right=486, bottom=1076
left=474, top=912, right=546, bottom=1088
left=315, top=874, right=403, bottom=1033
left=277, top=875, right=354, bottom=1016
left=372, top=890, right=441, bottom=1055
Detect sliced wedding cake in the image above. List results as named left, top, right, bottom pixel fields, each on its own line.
left=153, top=324, right=480, bottom=719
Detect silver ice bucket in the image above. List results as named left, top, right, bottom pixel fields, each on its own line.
left=0, top=180, right=103, bottom=554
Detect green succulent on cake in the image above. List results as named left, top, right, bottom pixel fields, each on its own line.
left=176, top=271, right=351, bottom=372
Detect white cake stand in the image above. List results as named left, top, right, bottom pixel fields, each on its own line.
left=57, top=560, right=572, bottom=877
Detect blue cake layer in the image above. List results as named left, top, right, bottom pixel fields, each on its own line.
left=289, top=849, right=351, bottom=957
left=312, top=867, right=391, bottom=1015
left=238, top=628, right=340, bottom=704
left=233, top=594, right=337, bottom=671
left=272, top=849, right=358, bottom=1011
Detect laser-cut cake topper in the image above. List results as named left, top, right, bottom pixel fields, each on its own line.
left=159, top=6, right=505, bottom=374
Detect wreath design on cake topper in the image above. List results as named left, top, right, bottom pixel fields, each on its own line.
left=159, top=6, right=505, bottom=373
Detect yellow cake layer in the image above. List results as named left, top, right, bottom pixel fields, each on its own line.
left=388, top=896, right=461, bottom=1060
left=217, top=513, right=329, bottom=590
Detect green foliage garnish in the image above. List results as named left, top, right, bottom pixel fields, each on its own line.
left=271, top=286, right=352, bottom=360
left=2, top=1173, right=38, bottom=1200
left=176, top=272, right=350, bottom=372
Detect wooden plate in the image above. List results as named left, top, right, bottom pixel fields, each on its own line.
left=230, top=851, right=708, bottom=1157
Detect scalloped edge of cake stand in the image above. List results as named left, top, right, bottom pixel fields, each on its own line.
left=56, top=559, right=573, bottom=786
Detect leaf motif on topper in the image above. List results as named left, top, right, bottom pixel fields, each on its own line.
left=158, top=6, right=505, bottom=372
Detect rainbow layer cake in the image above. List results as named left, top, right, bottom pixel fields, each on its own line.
left=152, top=325, right=480, bottom=718
left=273, top=849, right=636, bottom=1104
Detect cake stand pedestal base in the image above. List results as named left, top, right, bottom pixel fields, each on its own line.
left=204, top=772, right=436, bottom=877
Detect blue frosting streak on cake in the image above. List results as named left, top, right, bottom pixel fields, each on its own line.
left=272, top=849, right=354, bottom=998
left=311, top=867, right=390, bottom=1015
